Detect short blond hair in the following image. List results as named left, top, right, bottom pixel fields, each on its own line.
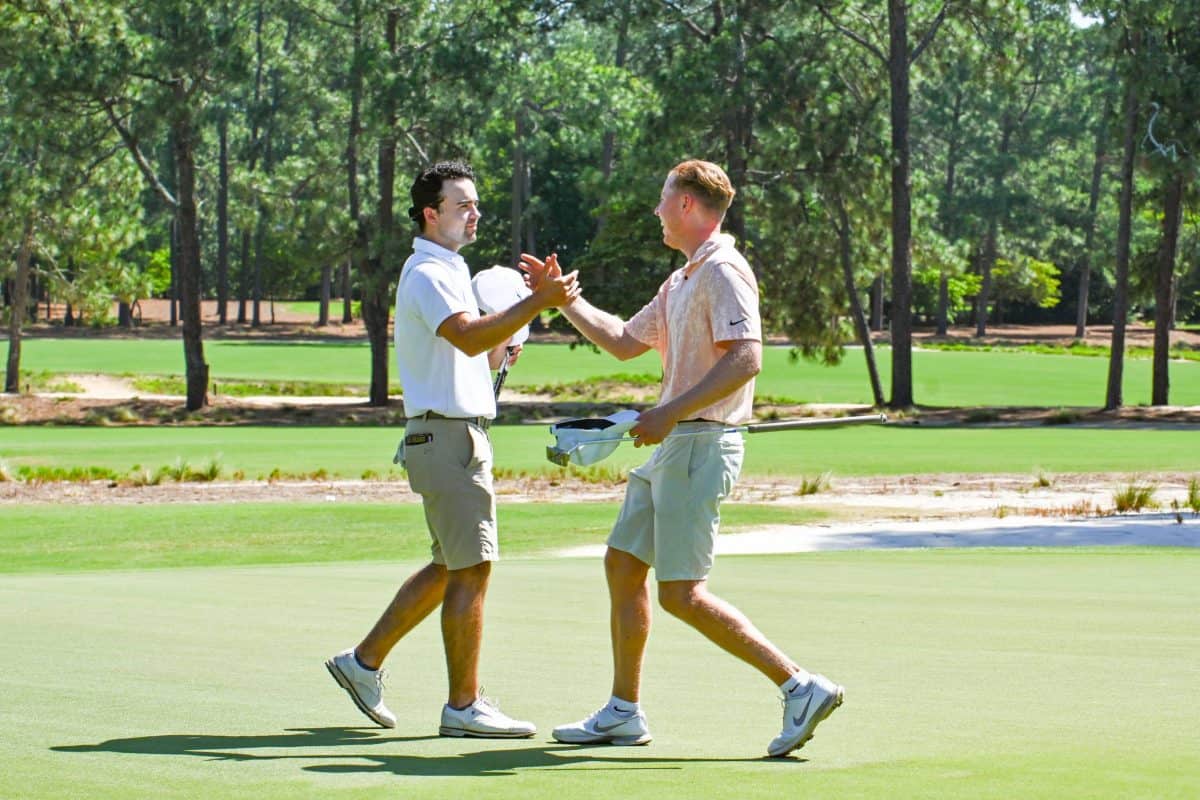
left=670, top=160, right=735, bottom=214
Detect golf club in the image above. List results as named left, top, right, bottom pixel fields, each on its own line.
left=546, top=412, right=888, bottom=467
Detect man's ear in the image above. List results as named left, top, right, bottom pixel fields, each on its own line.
left=422, top=205, right=439, bottom=228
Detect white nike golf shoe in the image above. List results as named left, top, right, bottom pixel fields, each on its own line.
left=439, top=693, right=536, bottom=738
left=324, top=648, right=396, bottom=728
left=553, top=704, right=653, bottom=746
left=768, top=673, right=844, bottom=757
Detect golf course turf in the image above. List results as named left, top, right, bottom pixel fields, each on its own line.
left=1, top=548, right=1196, bottom=798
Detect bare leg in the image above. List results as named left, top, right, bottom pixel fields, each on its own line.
left=606, top=547, right=652, bottom=702
left=356, top=562, right=448, bottom=670
left=658, top=579, right=798, bottom=685
left=441, top=560, right=492, bottom=709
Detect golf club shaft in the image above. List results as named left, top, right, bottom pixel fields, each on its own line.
left=560, top=413, right=888, bottom=451
left=493, top=346, right=516, bottom=398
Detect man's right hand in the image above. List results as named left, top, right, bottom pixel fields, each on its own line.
left=521, top=252, right=581, bottom=309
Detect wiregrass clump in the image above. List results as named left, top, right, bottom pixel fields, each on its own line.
left=1187, top=478, right=1200, bottom=515
left=795, top=471, right=833, bottom=496
left=1112, top=481, right=1158, bottom=513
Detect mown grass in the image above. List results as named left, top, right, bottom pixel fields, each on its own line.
left=0, top=501, right=827, bottom=573
left=3, top=425, right=1200, bottom=480
left=1, top=550, right=1197, bottom=799
left=133, top=375, right=379, bottom=398
left=921, top=339, right=1200, bottom=362
left=14, top=339, right=1200, bottom=406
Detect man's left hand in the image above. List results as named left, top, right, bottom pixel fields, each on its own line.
left=630, top=405, right=679, bottom=447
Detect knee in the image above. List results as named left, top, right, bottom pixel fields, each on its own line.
left=604, top=548, right=648, bottom=591
left=446, top=560, right=491, bottom=594
left=658, top=581, right=703, bottom=619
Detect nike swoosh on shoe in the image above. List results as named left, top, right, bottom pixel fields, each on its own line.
left=791, top=694, right=814, bottom=727
left=592, top=721, right=627, bottom=733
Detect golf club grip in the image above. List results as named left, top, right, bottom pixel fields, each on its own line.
left=744, top=413, right=887, bottom=434
left=493, top=346, right=516, bottom=398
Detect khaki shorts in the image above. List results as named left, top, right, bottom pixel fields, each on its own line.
left=401, top=418, right=497, bottom=570
left=607, top=422, right=744, bottom=581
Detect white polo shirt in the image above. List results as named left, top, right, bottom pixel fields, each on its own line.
left=394, top=237, right=496, bottom=419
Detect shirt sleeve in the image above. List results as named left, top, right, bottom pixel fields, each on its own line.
left=624, top=283, right=665, bottom=349
left=405, top=262, right=475, bottom=333
left=707, top=260, right=761, bottom=344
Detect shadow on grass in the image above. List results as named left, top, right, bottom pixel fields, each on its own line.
left=53, top=726, right=792, bottom=777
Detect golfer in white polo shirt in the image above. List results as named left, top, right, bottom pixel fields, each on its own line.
left=522, top=160, right=843, bottom=757
left=326, top=161, right=579, bottom=738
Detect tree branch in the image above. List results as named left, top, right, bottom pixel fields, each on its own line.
left=910, top=2, right=950, bottom=66
left=101, top=97, right=178, bottom=209
left=818, top=4, right=886, bottom=65
left=660, top=0, right=711, bottom=43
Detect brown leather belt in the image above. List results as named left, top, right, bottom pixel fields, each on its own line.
left=418, top=410, right=490, bottom=430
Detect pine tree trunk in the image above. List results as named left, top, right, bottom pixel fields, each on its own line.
left=836, top=197, right=885, bottom=407
left=1105, top=72, right=1138, bottom=410
left=318, top=263, right=331, bottom=327
left=1076, top=122, right=1106, bottom=338
left=217, top=113, right=230, bottom=325
left=238, top=229, right=250, bottom=323
left=4, top=216, right=34, bottom=394
left=169, top=219, right=179, bottom=327
left=344, top=0, right=363, bottom=327
left=171, top=111, right=209, bottom=411
left=870, top=274, right=883, bottom=332
left=363, top=7, right=401, bottom=407
left=887, top=0, right=914, bottom=407
left=1151, top=174, right=1183, bottom=405
left=511, top=108, right=526, bottom=267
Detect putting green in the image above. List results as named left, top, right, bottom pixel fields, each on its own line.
left=1, top=551, right=1196, bottom=798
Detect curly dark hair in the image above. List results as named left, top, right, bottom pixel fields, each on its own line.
left=408, top=161, right=476, bottom=231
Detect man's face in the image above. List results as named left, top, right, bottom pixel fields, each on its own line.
left=427, top=178, right=481, bottom=251
left=654, top=175, right=686, bottom=250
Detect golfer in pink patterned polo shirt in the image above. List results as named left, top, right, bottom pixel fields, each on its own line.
left=521, top=160, right=844, bottom=758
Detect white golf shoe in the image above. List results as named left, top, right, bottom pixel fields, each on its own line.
left=439, top=693, right=536, bottom=739
left=324, top=649, right=396, bottom=728
left=767, top=673, right=844, bottom=757
left=553, top=703, right=653, bottom=746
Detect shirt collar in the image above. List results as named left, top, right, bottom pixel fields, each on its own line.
left=685, top=233, right=736, bottom=273
left=413, top=236, right=468, bottom=270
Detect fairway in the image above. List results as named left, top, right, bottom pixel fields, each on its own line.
left=15, top=338, right=1200, bottom=406
left=1, top=551, right=1196, bottom=799
left=3, top=424, right=1199, bottom=479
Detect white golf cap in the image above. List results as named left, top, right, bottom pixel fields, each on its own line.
left=548, top=409, right=640, bottom=467
left=472, top=265, right=531, bottom=345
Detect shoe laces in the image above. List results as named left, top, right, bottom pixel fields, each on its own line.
left=475, top=687, right=500, bottom=712
left=375, top=668, right=389, bottom=691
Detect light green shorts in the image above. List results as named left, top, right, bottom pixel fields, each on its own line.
left=401, top=418, right=498, bottom=570
left=607, top=422, right=744, bottom=581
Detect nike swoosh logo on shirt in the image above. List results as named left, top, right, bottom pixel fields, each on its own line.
left=791, top=695, right=814, bottom=727
left=729, top=318, right=748, bottom=326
